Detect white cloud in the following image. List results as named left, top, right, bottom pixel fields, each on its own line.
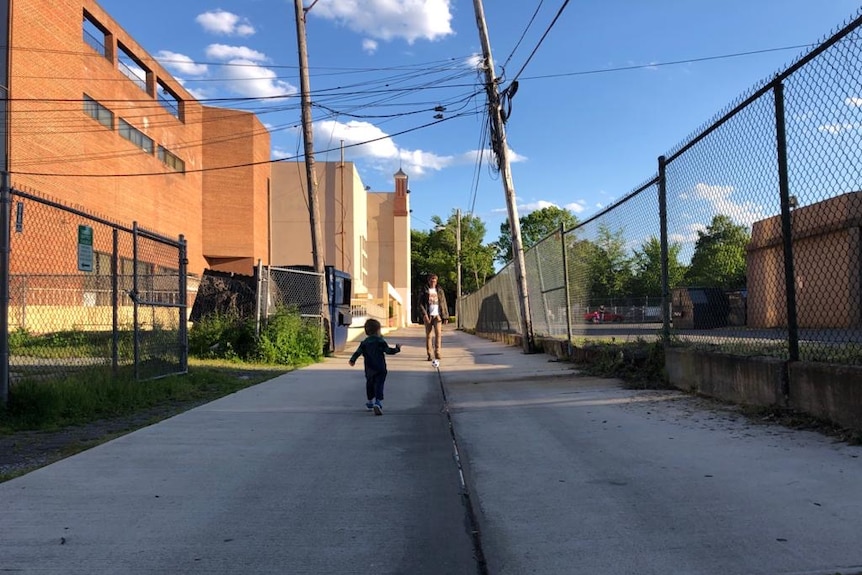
left=272, top=147, right=293, bottom=160
left=669, top=222, right=707, bottom=244
left=466, top=53, right=484, bottom=72
left=461, top=147, right=527, bottom=165
left=314, top=119, right=454, bottom=175
left=690, top=182, right=766, bottom=227
left=218, top=59, right=297, bottom=98
left=845, top=97, right=862, bottom=107
left=156, top=51, right=208, bottom=76
left=196, top=10, right=255, bottom=37
left=515, top=200, right=586, bottom=215
left=310, top=0, right=454, bottom=44
left=206, top=44, right=267, bottom=62
left=818, top=122, right=862, bottom=135
left=519, top=200, right=558, bottom=213
left=362, top=39, right=379, bottom=54
left=564, top=201, right=587, bottom=214
left=185, top=86, right=208, bottom=101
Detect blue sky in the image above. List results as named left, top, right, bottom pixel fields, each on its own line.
left=96, top=0, right=862, bottom=244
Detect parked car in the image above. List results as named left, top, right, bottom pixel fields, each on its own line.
left=584, top=307, right=624, bottom=323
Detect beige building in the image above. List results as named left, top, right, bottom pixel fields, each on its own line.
left=271, top=162, right=412, bottom=327
left=746, top=191, right=861, bottom=329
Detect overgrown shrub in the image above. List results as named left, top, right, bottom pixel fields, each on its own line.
left=189, top=307, right=323, bottom=366
left=255, top=308, right=324, bottom=366
left=188, top=312, right=256, bottom=360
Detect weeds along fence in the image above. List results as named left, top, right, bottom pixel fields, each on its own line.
left=0, top=179, right=191, bottom=403
left=460, top=11, right=862, bottom=366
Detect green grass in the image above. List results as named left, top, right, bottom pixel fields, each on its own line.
left=0, top=359, right=290, bottom=434
left=9, top=327, right=138, bottom=360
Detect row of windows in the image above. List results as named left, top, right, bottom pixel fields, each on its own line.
left=84, top=94, right=186, bottom=173
left=82, top=11, right=183, bottom=121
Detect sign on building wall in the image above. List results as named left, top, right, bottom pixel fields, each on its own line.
left=77, top=224, right=93, bottom=272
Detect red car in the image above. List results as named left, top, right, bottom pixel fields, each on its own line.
left=584, top=308, right=624, bottom=323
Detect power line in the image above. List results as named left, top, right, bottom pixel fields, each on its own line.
left=9, top=109, right=479, bottom=178
left=509, top=0, right=572, bottom=85
left=501, top=1, right=545, bottom=74
left=521, top=43, right=816, bottom=81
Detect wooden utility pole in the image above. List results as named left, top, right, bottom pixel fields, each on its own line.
left=293, top=0, right=332, bottom=350
left=472, top=0, right=534, bottom=353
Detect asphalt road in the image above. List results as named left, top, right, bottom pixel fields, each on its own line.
left=2, top=326, right=861, bottom=575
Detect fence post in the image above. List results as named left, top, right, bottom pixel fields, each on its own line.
left=132, top=222, right=140, bottom=381
left=112, top=229, right=119, bottom=377
left=658, top=156, right=671, bottom=345
left=774, top=81, right=800, bottom=363
left=178, top=235, right=188, bottom=373
left=0, top=173, right=10, bottom=406
left=255, top=259, right=263, bottom=337
left=534, top=246, right=551, bottom=336
left=560, top=222, right=573, bottom=351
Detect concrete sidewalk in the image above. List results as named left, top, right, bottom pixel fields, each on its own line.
left=2, top=326, right=862, bottom=575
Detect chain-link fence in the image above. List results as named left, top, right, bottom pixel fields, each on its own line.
left=187, top=264, right=331, bottom=353
left=1, top=181, right=189, bottom=399
left=461, top=11, right=862, bottom=366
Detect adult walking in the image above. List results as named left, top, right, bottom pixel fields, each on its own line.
left=418, top=274, right=449, bottom=361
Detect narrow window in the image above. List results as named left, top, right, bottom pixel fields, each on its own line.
left=119, top=119, right=154, bottom=154
left=82, top=12, right=108, bottom=59
left=157, top=80, right=183, bottom=120
left=83, top=94, right=113, bottom=129
left=117, top=43, right=148, bottom=92
left=157, top=145, right=185, bottom=173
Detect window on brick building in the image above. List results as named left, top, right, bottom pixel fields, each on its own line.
left=82, top=12, right=108, bottom=59
left=157, top=80, right=183, bottom=121
left=118, top=43, right=148, bottom=93
left=119, top=119, right=154, bottom=154
left=157, top=145, right=185, bottom=173
left=83, top=94, right=113, bottom=129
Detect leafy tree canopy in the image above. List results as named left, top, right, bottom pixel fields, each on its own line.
left=497, top=205, right=579, bottom=264
left=684, top=214, right=750, bottom=290
left=411, top=210, right=495, bottom=302
left=630, top=236, right=687, bottom=297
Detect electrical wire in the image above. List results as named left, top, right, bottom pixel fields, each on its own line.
left=501, top=1, right=545, bottom=74
left=10, top=109, right=479, bottom=177
left=508, top=0, right=572, bottom=86
left=520, top=43, right=818, bottom=80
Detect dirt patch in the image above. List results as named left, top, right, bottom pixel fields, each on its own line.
left=0, top=399, right=215, bottom=480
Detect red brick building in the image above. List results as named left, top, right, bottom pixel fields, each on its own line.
left=2, top=0, right=270, bottom=278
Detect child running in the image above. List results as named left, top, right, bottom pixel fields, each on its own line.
left=348, top=318, right=401, bottom=415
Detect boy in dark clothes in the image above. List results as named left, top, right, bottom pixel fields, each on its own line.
left=348, top=319, right=401, bottom=415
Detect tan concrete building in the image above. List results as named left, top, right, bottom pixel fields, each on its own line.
left=271, top=162, right=412, bottom=327
left=746, top=191, right=861, bottom=329
left=3, top=0, right=270, bottom=278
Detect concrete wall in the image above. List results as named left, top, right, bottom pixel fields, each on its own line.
left=665, top=348, right=862, bottom=431
left=519, top=335, right=862, bottom=433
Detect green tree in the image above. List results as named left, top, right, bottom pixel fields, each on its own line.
left=411, top=210, right=495, bottom=306
left=630, top=236, right=687, bottom=297
left=496, top=205, right=579, bottom=265
left=586, top=224, right=632, bottom=303
left=684, top=214, right=750, bottom=290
